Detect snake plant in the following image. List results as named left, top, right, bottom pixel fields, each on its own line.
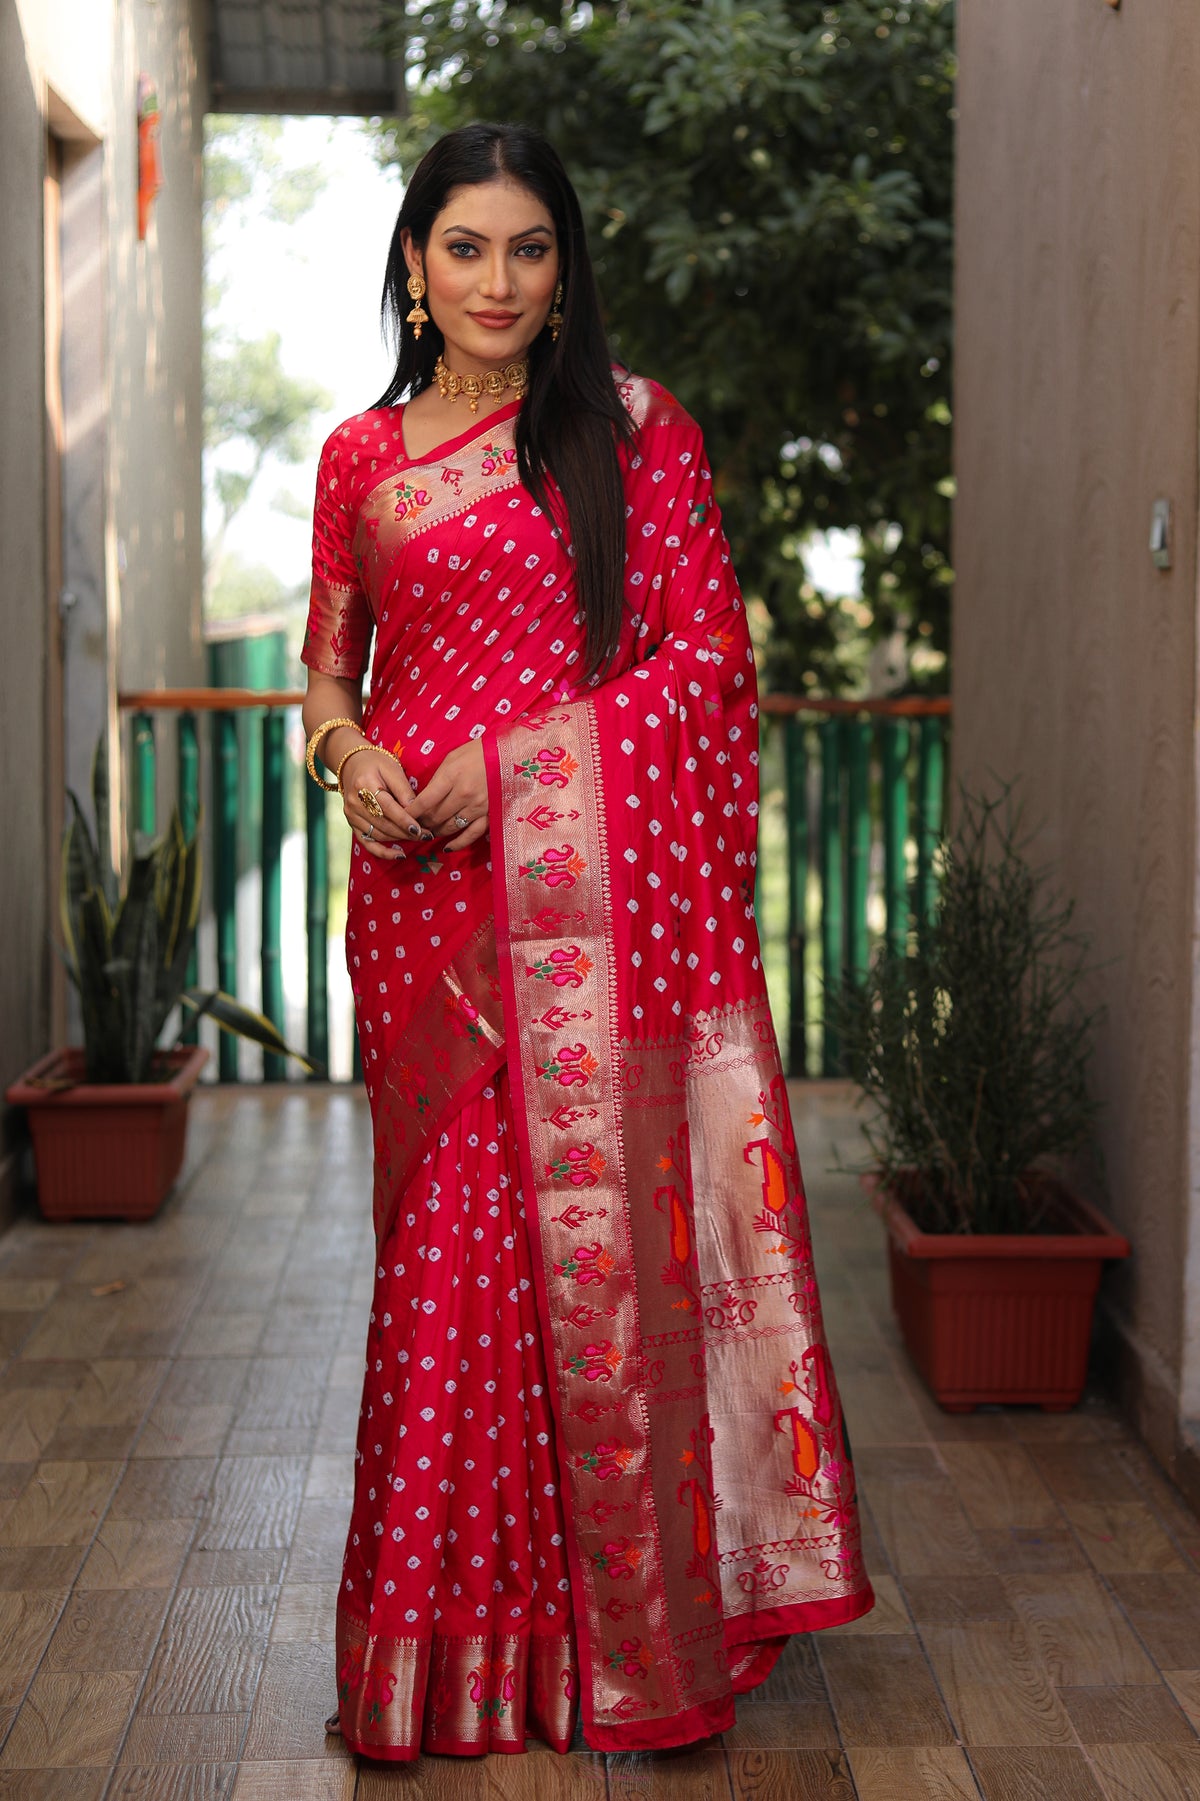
left=60, top=737, right=318, bottom=1084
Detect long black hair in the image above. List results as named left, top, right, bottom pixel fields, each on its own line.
left=376, top=123, right=633, bottom=676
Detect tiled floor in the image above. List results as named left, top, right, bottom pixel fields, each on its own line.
left=0, top=1084, right=1198, bottom=1799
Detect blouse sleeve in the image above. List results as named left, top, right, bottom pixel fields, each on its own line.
left=301, top=431, right=374, bottom=682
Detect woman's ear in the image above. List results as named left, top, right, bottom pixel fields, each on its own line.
left=400, top=228, right=423, bottom=281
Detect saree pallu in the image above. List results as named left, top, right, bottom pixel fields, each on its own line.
left=302, top=374, right=874, bottom=1760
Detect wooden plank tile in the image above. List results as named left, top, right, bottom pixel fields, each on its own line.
left=156, top=1360, right=249, bottom=1410
left=0, top=1393, right=71, bottom=1463
left=281, top=1498, right=348, bottom=1583
left=847, top=1746, right=981, bottom=1801
left=1107, top=1574, right=1200, bottom=1668
left=0, top=1669, right=140, bottom=1768
left=1161, top=1669, right=1200, bottom=1731
left=856, top=1448, right=989, bottom=1577
left=1057, top=1684, right=1195, bottom=1744
left=40, top=1424, right=138, bottom=1462
left=76, top=1519, right=194, bottom=1590
left=834, top=1368, right=932, bottom=1448
left=0, top=1548, right=83, bottom=1591
left=1088, top=1745, right=1200, bottom=1800
left=727, top=1750, right=856, bottom=1800
left=975, top=1528, right=1090, bottom=1576
left=117, top=1712, right=248, bottom=1764
left=136, top=1406, right=235, bottom=1460
left=229, top=1763, right=354, bottom=1801
left=59, top=1360, right=165, bottom=1428
left=269, top=1583, right=338, bottom=1647
left=241, top=1643, right=341, bottom=1762
left=1063, top=1501, right=1187, bottom=1574
left=607, top=1745, right=733, bottom=1801
left=0, top=1772, right=107, bottom=1799
left=194, top=1457, right=306, bottom=1552
left=0, top=1461, right=121, bottom=1548
left=0, top=1593, right=71, bottom=1707
left=1003, top=1573, right=1158, bottom=1686
left=940, top=1443, right=1062, bottom=1532
left=179, top=1550, right=287, bottom=1588
left=109, top=1458, right=216, bottom=1522
left=178, top=1314, right=263, bottom=1360
left=822, top=1572, right=909, bottom=1636
left=109, top=1769, right=237, bottom=1800
left=140, top=1585, right=277, bottom=1715
left=969, top=1746, right=1106, bottom=1800
left=755, top=1634, right=831, bottom=1708
left=902, top=1575, right=1015, bottom=1627
left=0, top=1281, right=63, bottom=1313
left=920, top=1621, right=1074, bottom=1746
left=43, top=1586, right=169, bottom=1673
left=817, top=1635, right=956, bottom=1747
left=1027, top=1446, right=1144, bottom=1507
left=303, top=1456, right=352, bottom=1501
left=724, top=1699, right=840, bottom=1750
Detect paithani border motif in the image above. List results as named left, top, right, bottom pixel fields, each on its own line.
left=353, top=408, right=524, bottom=601
left=336, top=1610, right=577, bottom=1759
left=302, top=573, right=375, bottom=681
left=488, top=702, right=875, bottom=1745
left=624, top=1008, right=872, bottom=1624
left=371, top=914, right=506, bottom=1247
left=489, top=705, right=684, bottom=1737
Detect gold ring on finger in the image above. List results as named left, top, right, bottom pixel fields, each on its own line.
left=358, top=787, right=385, bottom=819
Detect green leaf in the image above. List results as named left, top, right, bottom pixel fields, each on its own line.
left=182, top=990, right=324, bottom=1075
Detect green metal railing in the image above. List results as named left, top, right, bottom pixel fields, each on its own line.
left=118, top=688, right=949, bottom=1083
left=760, top=696, right=950, bottom=1076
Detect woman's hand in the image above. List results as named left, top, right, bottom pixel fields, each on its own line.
left=341, top=751, right=425, bottom=862
left=411, top=739, right=489, bottom=851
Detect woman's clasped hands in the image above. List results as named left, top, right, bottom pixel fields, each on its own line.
left=343, top=738, right=488, bottom=859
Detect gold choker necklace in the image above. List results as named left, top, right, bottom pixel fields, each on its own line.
left=434, top=355, right=529, bottom=414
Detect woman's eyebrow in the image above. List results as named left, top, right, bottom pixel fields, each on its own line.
left=440, top=224, right=554, bottom=241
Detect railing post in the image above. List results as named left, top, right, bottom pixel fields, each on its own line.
left=177, top=712, right=200, bottom=1046
left=261, top=711, right=286, bottom=1081
left=213, top=709, right=239, bottom=1081
left=916, top=716, right=946, bottom=933
left=818, top=717, right=843, bottom=1076
left=879, top=718, right=911, bottom=958
left=784, top=715, right=809, bottom=1077
left=844, top=715, right=871, bottom=987
left=305, top=774, right=330, bottom=1080
left=131, top=711, right=156, bottom=839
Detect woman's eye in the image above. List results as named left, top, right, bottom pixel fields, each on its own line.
left=516, top=243, right=548, bottom=259
left=448, top=242, right=478, bottom=258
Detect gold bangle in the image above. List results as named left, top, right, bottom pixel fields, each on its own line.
left=335, top=740, right=404, bottom=793
left=306, top=716, right=362, bottom=791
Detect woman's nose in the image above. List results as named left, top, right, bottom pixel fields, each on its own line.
left=479, top=252, right=516, bottom=299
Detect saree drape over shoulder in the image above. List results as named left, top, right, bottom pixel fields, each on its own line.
left=303, top=375, right=873, bottom=1762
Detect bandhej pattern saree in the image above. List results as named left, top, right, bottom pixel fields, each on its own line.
left=303, top=373, right=874, bottom=1761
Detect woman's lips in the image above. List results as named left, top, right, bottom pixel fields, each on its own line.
left=470, top=311, right=521, bottom=329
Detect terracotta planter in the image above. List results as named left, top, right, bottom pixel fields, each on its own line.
left=862, top=1172, right=1130, bottom=1412
left=5, top=1045, right=210, bottom=1222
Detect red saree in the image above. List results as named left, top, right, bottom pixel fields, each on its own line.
left=302, top=374, right=873, bottom=1762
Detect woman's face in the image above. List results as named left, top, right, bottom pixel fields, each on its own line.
left=404, top=176, right=560, bottom=371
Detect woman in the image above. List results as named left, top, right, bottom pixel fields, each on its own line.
left=302, top=121, right=873, bottom=1764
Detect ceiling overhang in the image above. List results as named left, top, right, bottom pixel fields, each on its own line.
left=207, top=1, right=404, bottom=115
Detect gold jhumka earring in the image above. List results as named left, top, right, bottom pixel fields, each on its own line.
left=547, top=281, right=564, bottom=342
left=406, top=272, right=429, bottom=339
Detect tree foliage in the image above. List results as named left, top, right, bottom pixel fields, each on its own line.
left=373, top=0, right=956, bottom=691
left=202, top=118, right=332, bottom=599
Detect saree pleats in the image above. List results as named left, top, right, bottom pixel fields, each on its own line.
left=337, top=1074, right=579, bottom=1760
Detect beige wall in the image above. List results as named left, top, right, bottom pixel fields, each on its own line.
left=953, top=0, right=1200, bottom=1480
left=0, top=0, right=206, bottom=1216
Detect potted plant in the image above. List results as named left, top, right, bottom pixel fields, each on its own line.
left=829, top=788, right=1129, bottom=1412
left=6, top=740, right=316, bottom=1221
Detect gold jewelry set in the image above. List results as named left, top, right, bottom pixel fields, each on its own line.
left=404, top=270, right=564, bottom=414
left=305, top=718, right=405, bottom=842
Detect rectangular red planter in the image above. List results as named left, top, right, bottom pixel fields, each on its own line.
left=863, top=1173, right=1130, bottom=1412
left=6, top=1045, right=210, bottom=1222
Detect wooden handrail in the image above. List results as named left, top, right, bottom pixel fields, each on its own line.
left=120, top=686, right=951, bottom=718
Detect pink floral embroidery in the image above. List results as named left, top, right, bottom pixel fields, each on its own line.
left=443, top=990, right=484, bottom=1042
left=591, top=1537, right=642, bottom=1581
left=525, top=944, right=593, bottom=988
left=481, top=442, right=517, bottom=476
left=554, top=1242, right=615, bottom=1286
left=519, top=844, right=587, bottom=889
left=564, top=1340, right=622, bottom=1382
left=512, top=746, right=580, bottom=788
left=576, top=1439, right=634, bottom=1480
left=607, top=1636, right=653, bottom=1679
left=545, top=1143, right=607, bottom=1187
left=392, top=479, right=432, bottom=519
left=536, top=1042, right=598, bottom=1087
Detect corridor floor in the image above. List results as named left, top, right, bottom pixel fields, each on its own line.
left=0, top=1083, right=1198, bottom=1800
